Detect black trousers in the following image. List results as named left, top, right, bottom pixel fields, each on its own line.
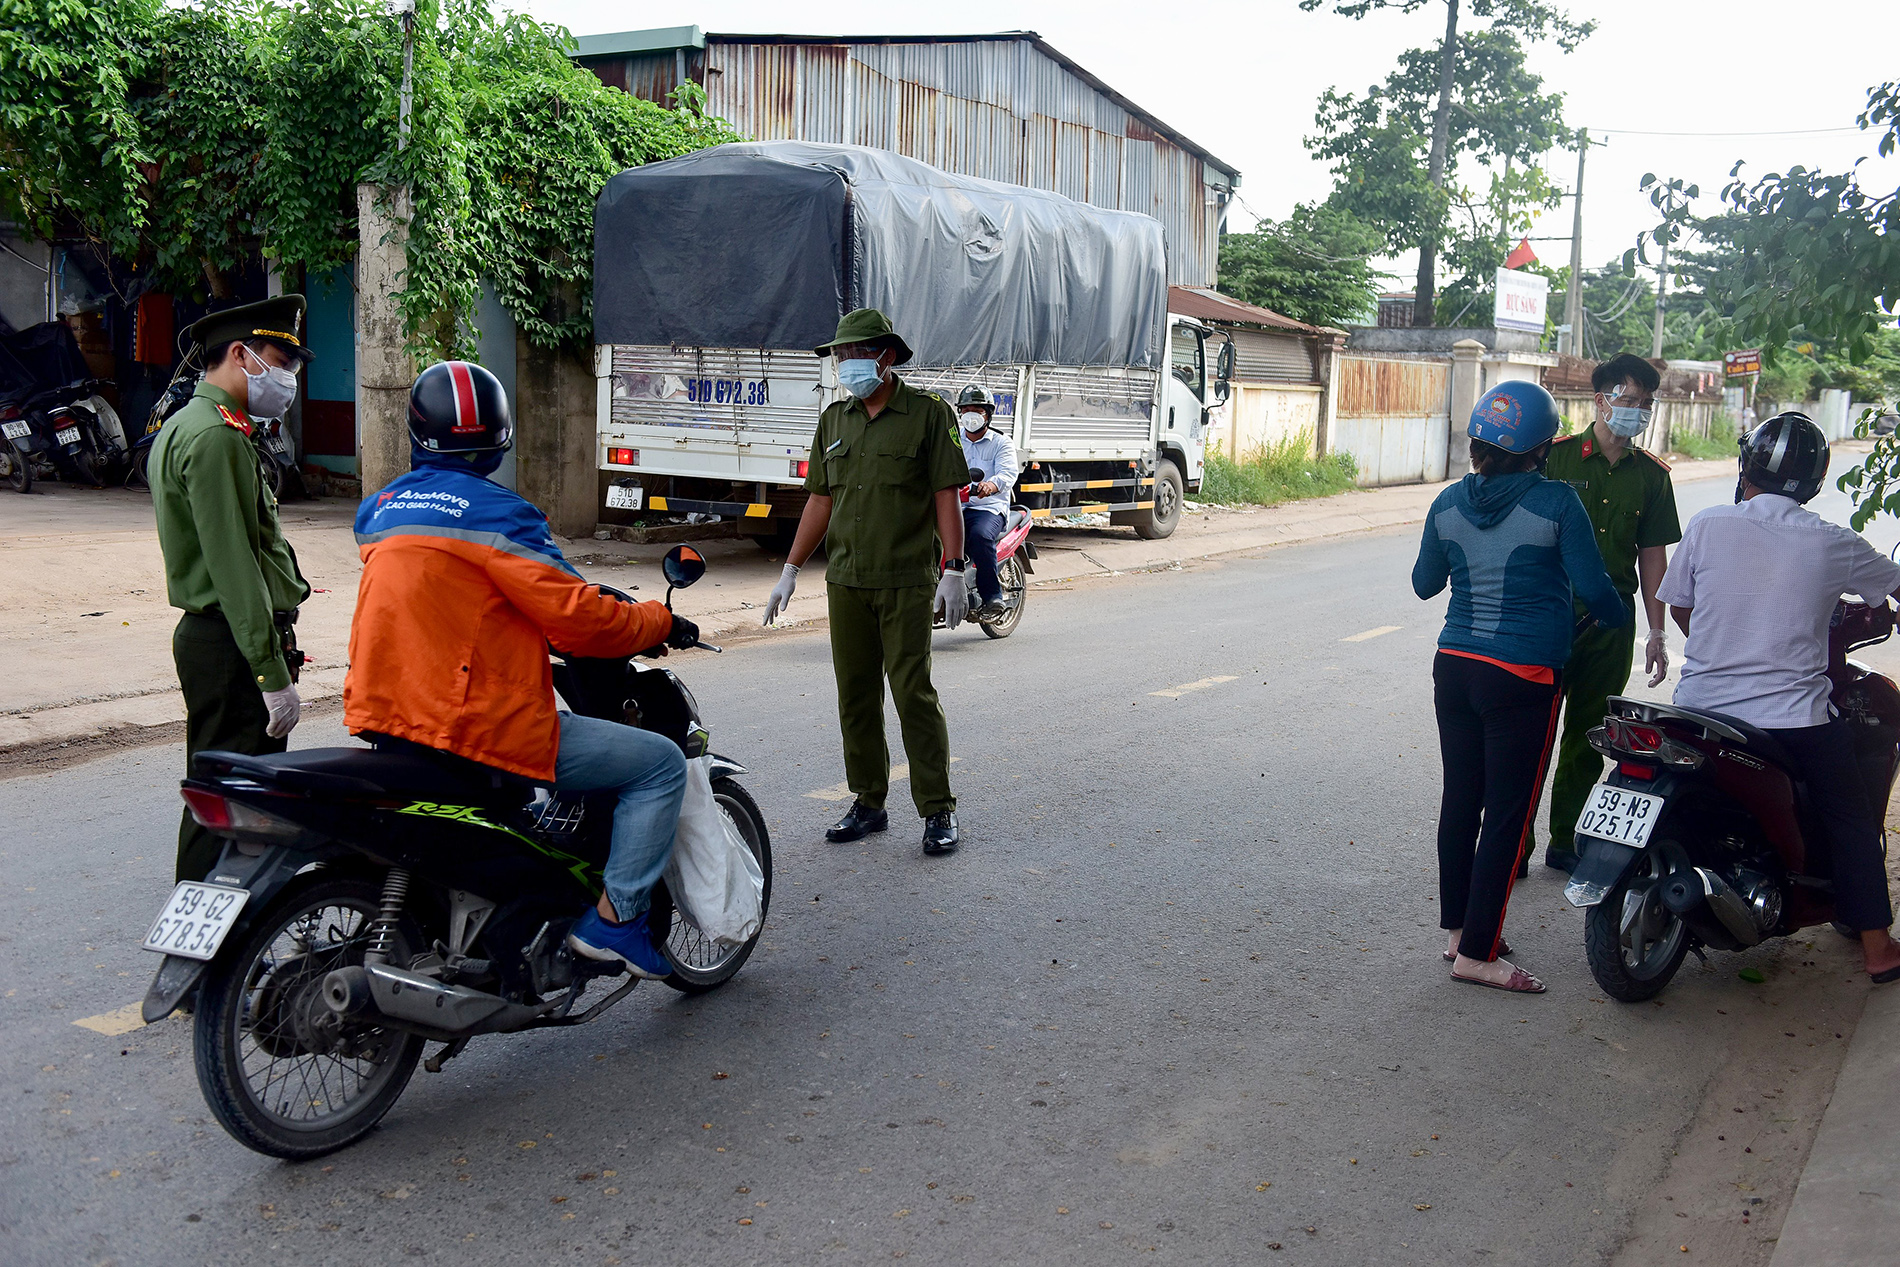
left=1433, top=652, right=1563, bottom=962
left=1766, top=717, right=1895, bottom=933
left=173, top=612, right=286, bottom=883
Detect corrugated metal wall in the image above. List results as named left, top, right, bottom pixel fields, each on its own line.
left=601, top=39, right=1225, bottom=288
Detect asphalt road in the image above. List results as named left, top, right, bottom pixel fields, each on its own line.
left=2, top=458, right=1888, bottom=1267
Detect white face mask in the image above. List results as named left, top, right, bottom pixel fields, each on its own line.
left=960, top=410, right=988, bottom=436
left=1606, top=405, right=1651, bottom=438
left=240, top=345, right=299, bottom=419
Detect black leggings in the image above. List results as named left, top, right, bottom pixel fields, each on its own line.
left=1433, top=652, right=1563, bottom=962
left=1766, top=717, right=1894, bottom=933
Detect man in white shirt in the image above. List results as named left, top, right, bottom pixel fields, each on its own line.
left=954, top=385, right=1020, bottom=622
left=1658, top=412, right=1900, bottom=982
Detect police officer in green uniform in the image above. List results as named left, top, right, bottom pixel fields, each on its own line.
left=150, top=296, right=313, bottom=883
left=761, top=309, right=971, bottom=855
left=1539, top=353, right=1681, bottom=872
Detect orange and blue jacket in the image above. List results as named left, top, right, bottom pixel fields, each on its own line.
left=343, top=466, right=672, bottom=783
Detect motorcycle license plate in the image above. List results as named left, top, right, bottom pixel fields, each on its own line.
left=1, top=421, right=28, bottom=440
left=141, top=883, right=250, bottom=961
left=55, top=426, right=80, bottom=445
left=605, top=483, right=644, bottom=510
left=1575, top=784, right=1664, bottom=848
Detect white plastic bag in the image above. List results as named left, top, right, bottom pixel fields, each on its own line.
left=663, top=756, right=765, bottom=945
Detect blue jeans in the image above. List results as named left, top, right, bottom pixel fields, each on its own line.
left=964, top=507, right=1004, bottom=604
left=553, top=712, right=687, bottom=919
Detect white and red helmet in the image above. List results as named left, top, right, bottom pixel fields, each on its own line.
left=408, top=360, right=513, bottom=454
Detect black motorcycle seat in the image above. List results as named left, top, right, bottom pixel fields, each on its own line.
left=194, top=743, right=537, bottom=805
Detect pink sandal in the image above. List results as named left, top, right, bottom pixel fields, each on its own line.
left=1451, top=965, right=1546, bottom=994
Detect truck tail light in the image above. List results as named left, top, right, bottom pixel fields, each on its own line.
left=608, top=447, right=637, bottom=466
left=792, top=459, right=809, bottom=478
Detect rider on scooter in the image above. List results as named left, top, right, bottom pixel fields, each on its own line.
left=1657, top=411, right=1900, bottom=983
left=955, top=385, right=1019, bottom=622
left=344, top=361, right=700, bottom=979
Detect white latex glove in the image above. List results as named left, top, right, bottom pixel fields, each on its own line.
left=262, top=683, right=301, bottom=739
left=935, top=569, right=968, bottom=629
left=763, top=562, right=799, bottom=626
left=1644, top=628, right=1669, bottom=688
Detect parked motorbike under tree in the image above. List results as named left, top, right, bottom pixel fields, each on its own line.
left=1566, top=597, right=1900, bottom=1001
left=138, top=547, right=769, bottom=1158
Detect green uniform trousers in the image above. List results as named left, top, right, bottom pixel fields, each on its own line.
left=1547, top=615, right=1638, bottom=854
left=826, top=582, right=955, bottom=817
left=173, top=611, right=287, bottom=882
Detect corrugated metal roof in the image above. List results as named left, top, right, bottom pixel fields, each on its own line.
left=1168, top=287, right=1329, bottom=336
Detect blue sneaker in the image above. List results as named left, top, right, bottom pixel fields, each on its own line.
left=567, top=908, right=673, bottom=980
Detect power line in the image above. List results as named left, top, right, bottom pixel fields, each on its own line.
left=1588, top=126, right=1865, bottom=138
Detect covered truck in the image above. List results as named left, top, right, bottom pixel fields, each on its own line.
left=592, top=141, right=1231, bottom=543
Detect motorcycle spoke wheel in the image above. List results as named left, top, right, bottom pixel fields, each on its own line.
left=195, top=877, right=423, bottom=1158
left=1, top=444, right=29, bottom=494
left=656, top=777, right=773, bottom=994
left=981, top=556, right=1027, bottom=639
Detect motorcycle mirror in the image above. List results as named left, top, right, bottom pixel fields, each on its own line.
left=967, top=466, right=984, bottom=484
left=661, top=544, right=707, bottom=599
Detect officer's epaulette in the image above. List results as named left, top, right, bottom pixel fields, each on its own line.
left=215, top=405, right=252, bottom=437
left=1637, top=448, right=1672, bottom=471
left=1552, top=432, right=1583, bottom=445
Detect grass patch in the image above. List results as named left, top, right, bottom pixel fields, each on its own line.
left=1669, top=428, right=1736, bottom=462
left=1201, top=432, right=1358, bottom=507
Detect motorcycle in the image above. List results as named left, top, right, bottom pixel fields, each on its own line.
left=136, top=546, right=770, bottom=1158
left=0, top=321, right=124, bottom=486
left=0, top=396, right=43, bottom=493
left=127, top=359, right=200, bottom=490
left=1566, top=596, right=1900, bottom=1001
left=938, top=466, right=1037, bottom=640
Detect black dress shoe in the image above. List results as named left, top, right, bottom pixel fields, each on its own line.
left=922, top=811, right=960, bottom=855
left=1516, top=854, right=1530, bottom=879
left=826, top=800, right=888, bottom=842
left=1545, top=847, right=1580, bottom=874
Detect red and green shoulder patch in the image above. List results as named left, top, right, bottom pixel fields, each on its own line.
left=215, top=404, right=252, bottom=436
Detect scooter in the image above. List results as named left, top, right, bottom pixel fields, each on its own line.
left=137, top=546, right=769, bottom=1158
left=938, top=467, right=1037, bottom=640
left=0, top=395, right=44, bottom=493
left=1566, top=597, right=1900, bottom=1001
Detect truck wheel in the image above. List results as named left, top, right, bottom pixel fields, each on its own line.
left=1130, top=458, right=1183, bottom=540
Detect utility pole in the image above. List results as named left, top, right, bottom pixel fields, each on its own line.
left=1649, top=240, right=1668, bottom=360
left=1562, top=128, right=1588, bottom=357
left=398, top=2, right=414, bottom=150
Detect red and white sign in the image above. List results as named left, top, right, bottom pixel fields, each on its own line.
left=1493, top=268, right=1549, bottom=334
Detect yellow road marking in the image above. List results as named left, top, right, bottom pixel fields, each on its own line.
left=1342, top=625, right=1403, bottom=643
left=74, top=1003, right=147, bottom=1036
left=803, top=757, right=961, bottom=801
left=1148, top=675, right=1239, bottom=699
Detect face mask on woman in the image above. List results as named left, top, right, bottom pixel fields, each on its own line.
left=838, top=358, right=885, bottom=400
left=240, top=345, right=299, bottom=419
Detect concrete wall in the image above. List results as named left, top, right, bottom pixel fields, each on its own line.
left=1331, top=353, right=1451, bottom=486
left=1205, top=383, right=1322, bottom=460
left=0, top=227, right=50, bottom=330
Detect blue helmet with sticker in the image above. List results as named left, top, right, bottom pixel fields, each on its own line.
left=1468, top=380, right=1561, bottom=453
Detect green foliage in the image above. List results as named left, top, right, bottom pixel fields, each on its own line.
left=1669, top=427, right=1733, bottom=462
left=1216, top=206, right=1389, bottom=327
left=0, top=0, right=736, bottom=356
left=1200, top=433, right=1358, bottom=507
left=1306, top=25, right=1572, bottom=315
left=1551, top=259, right=1658, bottom=360
left=1298, top=0, right=1594, bottom=53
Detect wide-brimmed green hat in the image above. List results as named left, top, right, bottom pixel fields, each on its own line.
left=812, top=307, right=912, bottom=365
left=187, top=295, right=314, bottom=362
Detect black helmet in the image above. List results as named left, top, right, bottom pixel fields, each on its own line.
left=1738, top=411, right=1828, bottom=503
left=955, top=384, right=994, bottom=416
left=408, top=360, right=513, bottom=455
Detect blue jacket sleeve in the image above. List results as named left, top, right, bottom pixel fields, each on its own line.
left=1412, top=501, right=1449, bottom=599
left=1555, top=489, right=1631, bottom=627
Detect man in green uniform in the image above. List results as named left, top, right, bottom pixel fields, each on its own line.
left=1540, top=352, right=1681, bottom=873
left=150, top=296, right=314, bottom=882
left=761, top=309, right=971, bottom=855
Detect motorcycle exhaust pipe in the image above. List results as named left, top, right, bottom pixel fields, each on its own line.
left=323, top=963, right=543, bottom=1036
left=1661, top=867, right=1763, bottom=950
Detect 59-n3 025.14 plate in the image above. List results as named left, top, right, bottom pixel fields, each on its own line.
left=1575, top=784, right=1665, bottom=848
left=142, top=882, right=251, bottom=961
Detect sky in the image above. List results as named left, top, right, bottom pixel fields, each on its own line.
left=523, top=0, right=1900, bottom=286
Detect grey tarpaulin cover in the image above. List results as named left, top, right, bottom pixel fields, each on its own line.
left=594, top=141, right=1167, bottom=369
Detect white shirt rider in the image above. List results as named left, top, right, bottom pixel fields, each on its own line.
left=958, top=408, right=1018, bottom=516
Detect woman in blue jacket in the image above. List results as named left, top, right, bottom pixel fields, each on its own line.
left=1414, top=382, right=1628, bottom=993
